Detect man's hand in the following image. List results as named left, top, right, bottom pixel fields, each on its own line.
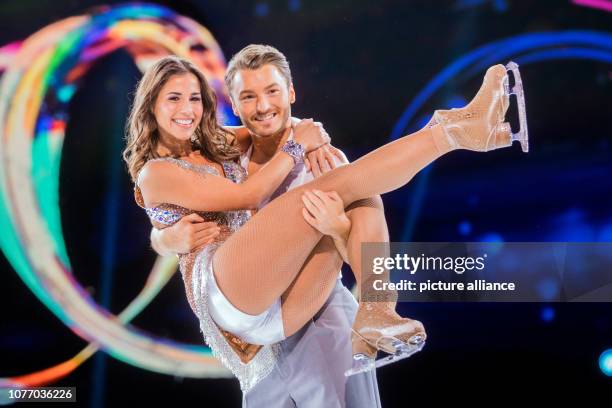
left=151, top=213, right=220, bottom=255
left=301, top=189, right=351, bottom=263
left=305, top=144, right=348, bottom=177
left=301, top=190, right=350, bottom=240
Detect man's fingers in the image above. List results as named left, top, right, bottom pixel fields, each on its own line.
left=312, top=189, right=333, bottom=206
left=301, top=194, right=320, bottom=215
left=194, top=230, right=220, bottom=243
left=302, top=207, right=318, bottom=228
left=306, top=190, right=326, bottom=209
left=183, top=213, right=205, bottom=223
left=316, top=147, right=332, bottom=173
left=329, top=145, right=347, bottom=163
left=311, top=156, right=322, bottom=177
left=322, top=148, right=338, bottom=171
left=304, top=157, right=311, bottom=172
left=194, top=226, right=222, bottom=244
left=193, top=222, right=220, bottom=233
left=194, top=232, right=219, bottom=247
left=311, top=149, right=328, bottom=176
left=328, top=191, right=342, bottom=203
left=316, top=149, right=330, bottom=172
left=192, top=221, right=217, bottom=230
left=306, top=150, right=318, bottom=173
left=301, top=193, right=322, bottom=215
left=324, top=191, right=338, bottom=202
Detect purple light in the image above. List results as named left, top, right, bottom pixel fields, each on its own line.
left=572, top=0, right=612, bottom=12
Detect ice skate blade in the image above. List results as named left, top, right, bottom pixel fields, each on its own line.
left=344, top=353, right=375, bottom=377
left=344, top=341, right=426, bottom=377
left=504, top=61, right=529, bottom=153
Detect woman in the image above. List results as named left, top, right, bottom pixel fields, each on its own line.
left=123, top=56, right=526, bottom=391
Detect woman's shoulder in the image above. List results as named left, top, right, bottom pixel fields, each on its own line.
left=137, top=157, right=211, bottom=210
left=137, top=157, right=182, bottom=185
left=138, top=156, right=224, bottom=189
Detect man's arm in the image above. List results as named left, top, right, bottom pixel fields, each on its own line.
left=151, top=228, right=173, bottom=257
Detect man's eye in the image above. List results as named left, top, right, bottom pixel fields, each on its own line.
left=241, top=95, right=254, bottom=101
left=269, top=89, right=279, bottom=94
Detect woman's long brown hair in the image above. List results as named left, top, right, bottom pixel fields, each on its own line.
left=123, top=55, right=240, bottom=182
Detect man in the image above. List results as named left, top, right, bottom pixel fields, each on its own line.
left=151, top=44, right=387, bottom=407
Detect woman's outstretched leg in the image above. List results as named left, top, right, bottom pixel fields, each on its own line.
left=213, top=64, right=517, bottom=316
left=214, top=123, right=447, bottom=315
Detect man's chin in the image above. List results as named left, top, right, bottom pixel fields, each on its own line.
left=248, top=122, right=286, bottom=137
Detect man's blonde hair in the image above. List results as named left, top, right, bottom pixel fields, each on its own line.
left=225, top=44, right=292, bottom=96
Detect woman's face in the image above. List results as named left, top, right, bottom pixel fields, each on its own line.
left=153, top=73, right=204, bottom=142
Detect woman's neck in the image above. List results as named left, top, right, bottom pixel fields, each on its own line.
left=156, top=132, right=193, bottom=158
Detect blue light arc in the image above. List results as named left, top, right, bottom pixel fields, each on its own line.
left=390, top=30, right=612, bottom=242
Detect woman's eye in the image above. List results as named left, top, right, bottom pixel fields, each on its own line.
left=169, top=96, right=179, bottom=101
left=191, top=97, right=201, bottom=102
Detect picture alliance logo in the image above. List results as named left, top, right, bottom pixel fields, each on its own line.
left=372, top=253, right=488, bottom=275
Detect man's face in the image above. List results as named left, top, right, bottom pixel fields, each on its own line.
left=230, top=64, right=295, bottom=137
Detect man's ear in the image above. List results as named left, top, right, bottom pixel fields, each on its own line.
left=230, top=97, right=240, bottom=117
left=289, top=83, right=296, bottom=104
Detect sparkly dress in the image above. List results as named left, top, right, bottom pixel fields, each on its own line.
left=134, top=157, right=280, bottom=392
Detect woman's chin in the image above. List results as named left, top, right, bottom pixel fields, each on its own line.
left=167, top=131, right=193, bottom=142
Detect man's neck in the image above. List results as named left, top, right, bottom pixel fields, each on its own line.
left=249, top=123, right=292, bottom=164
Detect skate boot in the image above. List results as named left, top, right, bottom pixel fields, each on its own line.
left=431, top=62, right=529, bottom=153
left=346, top=256, right=426, bottom=377
left=345, top=300, right=426, bottom=376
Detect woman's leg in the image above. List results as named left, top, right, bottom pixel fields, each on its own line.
left=343, top=196, right=390, bottom=298
left=344, top=196, right=426, bottom=362
left=214, top=124, right=447, bottom=315
left=214, top=64, right=514, bottom=315
left=280, top=235, right=342, bottom=337
left=279, top=197, right=385, bottom=337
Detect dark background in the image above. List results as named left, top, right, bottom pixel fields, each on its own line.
left=1, top=0, right=611, bottom=406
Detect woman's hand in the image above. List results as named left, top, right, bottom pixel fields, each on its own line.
left=301, top=190, right=350, bottom=240
left=293, top=119, right=330, bottom=153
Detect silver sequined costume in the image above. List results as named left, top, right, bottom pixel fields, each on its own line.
left=135, top=157, right=280, bottom=392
